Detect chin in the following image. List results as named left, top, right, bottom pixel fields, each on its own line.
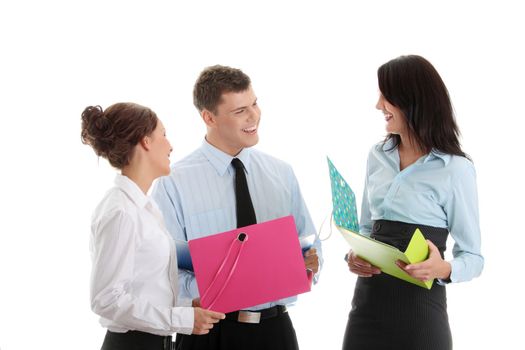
left=244, top=135, right=259, bottom=148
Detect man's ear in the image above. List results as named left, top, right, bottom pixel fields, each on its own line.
left=139, top=135, right=151, bottom=151
left=201, top=109, right=216, bottom=128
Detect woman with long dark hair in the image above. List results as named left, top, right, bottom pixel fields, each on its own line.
left=343, top=55, right=484, bottom=350
left=81, top=103, right=224, bottom=350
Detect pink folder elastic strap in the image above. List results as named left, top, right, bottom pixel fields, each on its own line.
left=189, top=215, right=311, bottom=314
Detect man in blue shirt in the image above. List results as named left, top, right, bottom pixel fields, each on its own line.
left=153, top=65, right=321, bottom=350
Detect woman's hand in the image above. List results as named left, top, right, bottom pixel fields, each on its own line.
left=396, top=240, right=451, bottom=281
left=346, top=250, right=381, bottom=277
left=192, top=307, right=225, bottom=335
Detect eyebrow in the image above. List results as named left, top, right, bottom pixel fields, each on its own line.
left=229, top=98, right=257, bottom=113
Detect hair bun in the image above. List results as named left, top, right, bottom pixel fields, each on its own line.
left=81, top=105, right=114, bottom=155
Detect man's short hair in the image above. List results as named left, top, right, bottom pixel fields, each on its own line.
left=193, top=65, right=251, bottom=114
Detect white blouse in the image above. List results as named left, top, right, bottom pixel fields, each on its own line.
left=90, top=174, right=194, bottom=336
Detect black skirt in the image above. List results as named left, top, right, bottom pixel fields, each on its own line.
left=342, top=220, right=452, bottom=350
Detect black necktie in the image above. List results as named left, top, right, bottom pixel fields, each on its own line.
left=231, top=158, right=257, bottom=228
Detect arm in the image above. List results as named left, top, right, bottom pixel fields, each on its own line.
left=90, top=210, right=194, bottom=334
left=401, top=161, right=484, bottom=283
left=289, top=168, right=323, bottom=283
left=359, top=157, right=373, bottom=236
left=152, top=177, right=200, bottom=300
left=443, top=161, right=484, bottom=282
left=347, top=155, right=381, bottom=276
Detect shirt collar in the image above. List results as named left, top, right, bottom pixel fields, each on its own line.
left=425, top=150, right=451, bottom=165
left=382, top=138, right=451, bottom=165
left=114, top=174, right=151, bottom=209
left=200, top=138, right=253, bottom=176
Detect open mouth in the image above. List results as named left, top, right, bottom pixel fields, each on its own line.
left=384, top=113, right=393, bottom=122
left=242, top=126, right=257, bottom=134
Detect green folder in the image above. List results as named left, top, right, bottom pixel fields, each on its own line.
left=337, top=226, right=433, bottom=289
left=327, top=157, right=433, bottom=289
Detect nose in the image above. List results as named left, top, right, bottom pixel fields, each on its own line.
left=375, top=94, right=384, bottom=110
left=247, top=105, right=260, bottom=120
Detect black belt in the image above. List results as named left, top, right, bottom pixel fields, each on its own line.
left=371, top=219, right=449, bottom=257
left=224, top=305, right=287, bottom=324
left=103, top=330, right=172, bottom=350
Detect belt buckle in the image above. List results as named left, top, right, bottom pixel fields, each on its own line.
left=237, top=311, right=261, bottom=324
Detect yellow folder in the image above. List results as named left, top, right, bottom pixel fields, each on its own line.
left=338, top=225, right=433, bottom=289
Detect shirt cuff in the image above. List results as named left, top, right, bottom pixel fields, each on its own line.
left=171, top=306, right=194, bottom=335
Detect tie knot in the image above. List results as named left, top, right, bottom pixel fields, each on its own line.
left=231, top=158, right=244, bottom=171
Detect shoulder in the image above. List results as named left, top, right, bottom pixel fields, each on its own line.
left=250, top=148, right=294, bottom=173
left=92, top=187, right=136, bottom=227
left=367, top=140, right=394, bottom=163
left=172, top=148, right=208, bottom=171
left=159, top=148, right=207, bottom=185
left=446, top=154, right=476, bottom=178
left=447, top=155, right=476, bottom=173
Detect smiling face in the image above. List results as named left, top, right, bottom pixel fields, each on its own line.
left=148, top=119, right=173, bottom=176
left=376, top=93, right=408, bottom=137
left=203, top=86, right=261, bottom=156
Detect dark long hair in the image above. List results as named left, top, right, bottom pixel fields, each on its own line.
left=378, top=55, right=467, bottom=158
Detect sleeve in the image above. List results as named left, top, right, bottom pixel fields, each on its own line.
left=444, top=161, right=484, bottom=283
left=152, top=176, right=200, bottom=300
left=289, top=167, right=324, bottom=284
left=90, top=210, right=194, bottom=334
left=359, top=155, right=373, bottom=236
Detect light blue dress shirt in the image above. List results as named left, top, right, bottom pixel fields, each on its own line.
left=152, top=140, right=322, bottom=311
left=360, top=140, right=483, bottom=283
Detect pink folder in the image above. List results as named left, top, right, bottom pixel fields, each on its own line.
left=188, top=215, right=311, bottom=313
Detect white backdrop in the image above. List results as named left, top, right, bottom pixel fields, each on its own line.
left=1, top=1, right=523, bottom=349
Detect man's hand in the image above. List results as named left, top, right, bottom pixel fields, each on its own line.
left=304, top=248, right=319, bottom=274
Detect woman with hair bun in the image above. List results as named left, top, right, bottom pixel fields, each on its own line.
left=81, top=103, right=224, bottom=350
left=343, top=56, right=484, bottom=350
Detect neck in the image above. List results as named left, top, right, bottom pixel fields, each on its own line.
left=399, top=133, right=425, bottom=155
left=121, top=165, right=154, bottom=195
left=398, top=134, right=426, bottom=170
left=205, top=134, right=243, bottom=157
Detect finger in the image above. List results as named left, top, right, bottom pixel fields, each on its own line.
left=194, top=328, right=210, bottom=335
left=305, top=248, right=317, bottom=256
left=395, top=260, right=407, bottom=268
left=427, top=239, right=437, bottom=250
left=351, top=255, right=372, bottom=267
left=350, top=265, right=380, bottom=275
left=208, top=311, right=226, bottom=320
left=405, top=260, right=431, bottom=271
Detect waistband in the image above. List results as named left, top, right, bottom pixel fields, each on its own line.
left=225, top=305, right=287, bottom=324
left=371, top=220, right=449, bottom=256
left=104, top=330, right=172, bottom=350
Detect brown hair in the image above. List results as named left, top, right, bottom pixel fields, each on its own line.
left=193, top=65, right=251, bottom=113
left=80, top=103, right=158, bottom=169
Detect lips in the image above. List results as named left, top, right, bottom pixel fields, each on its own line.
left=242, top=126, right=257, bottom=134
left=384, top=113, right=393, bottom=122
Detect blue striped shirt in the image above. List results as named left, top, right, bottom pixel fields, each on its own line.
left=152, top=140, right=322, bottom=310
left=360, top=140, right=484, bottom=283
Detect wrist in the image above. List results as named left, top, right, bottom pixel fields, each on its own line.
left=439, top=261, right=452, bottom=280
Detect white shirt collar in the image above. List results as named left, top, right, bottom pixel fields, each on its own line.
left=114, top=174, right=151, bottom=209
